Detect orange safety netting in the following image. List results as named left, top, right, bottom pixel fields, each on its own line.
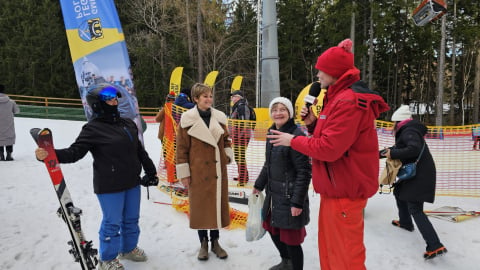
left=158, top=184, right=247, bottom=229
left=377, top=121, right=480, bottom=197
left=157, top=104, right=269, bottom=188
left=157, top=106, right=480, bottom=222
left=157, top=104, right=252, bottom=229
left=162, top=102, right=177, bottom=183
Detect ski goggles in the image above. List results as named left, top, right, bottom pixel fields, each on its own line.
left=98, top=86, right=120, bottom=101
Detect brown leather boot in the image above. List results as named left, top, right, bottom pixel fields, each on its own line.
left=197, top=238, right=209, bottom=261
left=211, top=239, right=228, bottom=259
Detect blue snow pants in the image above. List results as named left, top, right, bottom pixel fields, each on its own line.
left=97, top=185, right=141, bottom=261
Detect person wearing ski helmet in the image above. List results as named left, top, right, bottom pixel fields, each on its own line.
left=174, top=88, right=194, bottom=109
left=86, top=83, right=123, bottom=119
left=35, top=84, right=159, bottom=270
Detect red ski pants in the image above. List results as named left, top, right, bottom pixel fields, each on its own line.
left=318, top=196, right=367, bottom=270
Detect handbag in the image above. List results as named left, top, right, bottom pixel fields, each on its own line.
left=395, top=143, right=426, bottom=184
left=245, top=192, right=266, bottom=242
left=379, top=158, right=402, bottom=186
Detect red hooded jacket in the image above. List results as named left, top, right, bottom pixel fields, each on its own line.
left=291, top=69, right=389, bottom=199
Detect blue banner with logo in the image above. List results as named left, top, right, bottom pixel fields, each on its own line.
left=59, top=0, right=143, bottom=136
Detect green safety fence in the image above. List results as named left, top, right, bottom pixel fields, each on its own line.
left=17, top=105, right=87, bottom=121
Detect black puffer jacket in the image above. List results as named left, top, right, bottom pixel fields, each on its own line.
left=254, top=119, right=312, bottom=229
left=390, top=119, right=436, bottom=203
left=55, top=117, right=157, bottom=194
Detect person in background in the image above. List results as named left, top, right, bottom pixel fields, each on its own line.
left=266, top=39, right=389, bottom=270
left=35, top=84, right=159, bottom=270
left=155, top=92, right=176, bottom=169
left=472, top=125, right=480, bottom=150
left=155, top=92, right=176, bottom=140
left=253, top=97, right=311, bottom=270
left=174, top=88, right=194, bottom=109
left=108, top=75, right=115, bottom=84
left=176, top=83, right=234, bottom=261
left=0, top=84, right=20, bottom=161
left=230, top=90, right=254, bottom=186
left=380, top=105, right=447, bottom=260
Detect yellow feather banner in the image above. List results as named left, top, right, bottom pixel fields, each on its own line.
left=169, top=67, right=183, bottom=96
left=204, top=71, right=219, bottom=87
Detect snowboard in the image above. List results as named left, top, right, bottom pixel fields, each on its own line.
left=30, top=128, right=98, bottom=270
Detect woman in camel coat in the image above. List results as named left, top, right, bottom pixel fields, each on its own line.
left=176, top=83, right=234, bottom=261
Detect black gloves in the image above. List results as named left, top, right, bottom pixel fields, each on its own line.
left=141, top=175, right=159, bottom=187
left=141, top=175, right=159, bottom=200
left=379, top=148, right=389, bottom=159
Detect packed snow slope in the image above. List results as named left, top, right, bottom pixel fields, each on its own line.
left=1, top=117, right=479, bottom=269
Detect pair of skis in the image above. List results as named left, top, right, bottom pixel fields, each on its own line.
left=31, top=128, right=98, bottom=269
left=157, top=182, right=249, bottom=205
left=425, top=206, right=480, bottom=222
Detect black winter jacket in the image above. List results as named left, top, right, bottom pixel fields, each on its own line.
left=390, top=119, right=436, bottom=203
left=230, top=98, right=252, bottom=121
left=254, top=119, right=311, bottom=229
left=55, top=117, right=157, bottom=194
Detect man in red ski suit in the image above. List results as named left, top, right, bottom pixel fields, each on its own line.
left=268, top=39, right=389, bottom=270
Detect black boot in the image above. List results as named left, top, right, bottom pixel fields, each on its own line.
left=269, top=258, right=293, bottom=270
left=0, top=152, right=4, bottom=161
left=5, top=152, right=13, bottom=161
left=269, top=233, right=293, bottom=269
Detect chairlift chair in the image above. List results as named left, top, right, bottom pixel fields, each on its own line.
left=412, top=0, right=447, bottom=26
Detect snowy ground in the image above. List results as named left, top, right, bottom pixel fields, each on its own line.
left=1, top=117, right=479, bottom=270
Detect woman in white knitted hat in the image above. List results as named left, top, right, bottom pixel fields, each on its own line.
left=253, top=97, right=311, bottom=270
left=380, top=105, right=447, bottom=260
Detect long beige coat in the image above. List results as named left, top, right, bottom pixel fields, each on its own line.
left=176, top=107, right=234, bottom=229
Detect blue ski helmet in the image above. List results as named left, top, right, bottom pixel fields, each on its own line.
left=86, top=83, right=122, bottom=113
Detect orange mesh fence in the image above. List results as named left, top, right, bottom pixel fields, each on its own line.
left=156, top=104, right=251, bottom=229
left=227, top=118, right=270, bottom=186
left=157, top=104, right=273, bottom=187
left=157, top=184, right=247, bottom=229
left=163, top=103, right=177, bottom=183
left=157, top=104, right=185, bottom=183
left=377, top=121, right=480, bottom=197
left=157, top=108, right=480, bottom=201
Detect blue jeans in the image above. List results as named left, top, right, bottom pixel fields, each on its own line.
left=97, top=185, right=141, bottom=261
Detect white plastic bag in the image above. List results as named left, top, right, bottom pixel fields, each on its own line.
left=246, top=192, right=266, bottom=242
